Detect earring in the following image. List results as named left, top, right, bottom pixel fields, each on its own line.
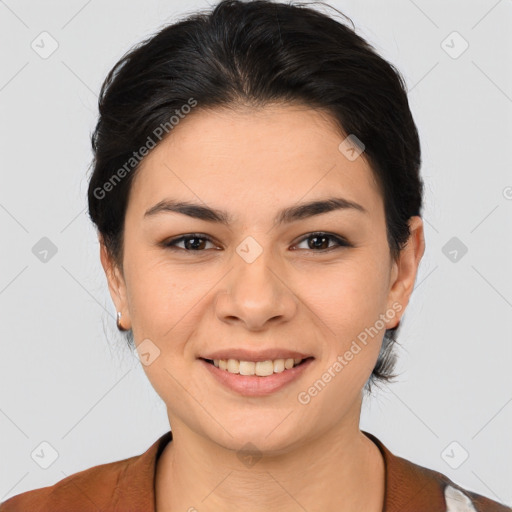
left=116, top=311, right=127, bottom=331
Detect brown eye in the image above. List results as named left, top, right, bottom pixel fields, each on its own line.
left=161, top=232, right=351, bottom=254
left=293, top=232, right=351, bottom=252
left=163, top=234, right=216, bottom=251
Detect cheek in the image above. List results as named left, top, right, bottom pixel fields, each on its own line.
left=125, top=258, right=220, bottom=374
left=305, top=258, right=389, bottom=337
left=303, top=267, right=387, bottom=408
left=125, top=254, right=196, bottom=320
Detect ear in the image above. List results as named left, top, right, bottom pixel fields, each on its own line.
left=385, top=216, right=425, bottom=328
left=98, top=234, right=131, bottom=330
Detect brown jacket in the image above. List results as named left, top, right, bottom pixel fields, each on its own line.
left=1, top=430, right=509, bottom=511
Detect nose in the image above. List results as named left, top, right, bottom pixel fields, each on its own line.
left=214, top=248, right=298, bottom=331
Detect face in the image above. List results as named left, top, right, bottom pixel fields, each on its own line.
left=101, top=104, right=424, bottom=453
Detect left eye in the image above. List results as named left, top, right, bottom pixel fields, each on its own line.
left=294, top=232, right=350, bottom=251
left=163, top=232, right=350, bottom=252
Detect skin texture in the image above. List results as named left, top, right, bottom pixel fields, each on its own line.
left=100, top=104, right=425, bottom=511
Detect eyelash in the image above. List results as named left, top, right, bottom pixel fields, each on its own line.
left=162, top=232, right=352, bottom=253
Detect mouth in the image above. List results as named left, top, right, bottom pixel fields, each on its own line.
left=199, top=355, right=315, bottom=396
left=200, top=356, right=314, bottom=377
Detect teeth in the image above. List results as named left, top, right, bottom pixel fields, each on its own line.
left=255, top=360, right=274, bottom=377
left=239, top=360, right=255, bottom=375
left=273, top=359, right=285, bottom=373
left=211, top=357, right=305, bottom=376
left=227, top=359, right=240, bottom=373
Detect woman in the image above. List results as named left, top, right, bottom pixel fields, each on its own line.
left=1, top=1, right=509, bottom=511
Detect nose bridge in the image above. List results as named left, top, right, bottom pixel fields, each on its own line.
left=233, top=234, right=281, bottom=301
left=215, top=234, right=297, bottom=328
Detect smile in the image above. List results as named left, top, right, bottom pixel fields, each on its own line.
left=205, top=357, right=309, bottom=376
left=200, top=357, right=315, bottom=396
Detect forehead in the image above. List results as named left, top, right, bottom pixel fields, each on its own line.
left=127, top=105, right=383, bottom=222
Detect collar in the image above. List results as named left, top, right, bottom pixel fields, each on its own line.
left=361, top=430, right=446, bottom=511
left=117, top=429, right=447, bottom=512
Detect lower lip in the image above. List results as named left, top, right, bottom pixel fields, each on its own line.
left=200, top=358, right=314, bottom=397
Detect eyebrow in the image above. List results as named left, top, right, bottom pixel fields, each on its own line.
left=144, top=196, right=368, bottom=226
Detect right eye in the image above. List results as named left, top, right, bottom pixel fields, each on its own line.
left=162, top=234, right=218, bottom=252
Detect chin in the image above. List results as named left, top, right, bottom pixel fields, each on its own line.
left=203, top=418, right=305, bottom=457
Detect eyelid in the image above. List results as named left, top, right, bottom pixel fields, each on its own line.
left=162, top=233, right=219, bottom=250
left=293, top=232, right=352, bottom=251
left=162, top=232, right=351, bottom=252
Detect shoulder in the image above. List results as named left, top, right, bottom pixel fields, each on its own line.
left=362, top=431, right=511, bottom=512
left=442, top=482, right=511, bottom=512
left=0, top=456, right=134, bottom=512
left=0, top=431, right=172, bottom=512
left=421, top=463, right=511, bottom=512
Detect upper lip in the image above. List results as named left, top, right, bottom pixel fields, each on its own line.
left=200, top=349, right=313, bottom=362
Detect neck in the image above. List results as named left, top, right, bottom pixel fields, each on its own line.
left=155, top=410, right=385, bottom=512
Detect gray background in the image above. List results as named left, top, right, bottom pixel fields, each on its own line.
left=1, top=0, right=511, bottom=506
